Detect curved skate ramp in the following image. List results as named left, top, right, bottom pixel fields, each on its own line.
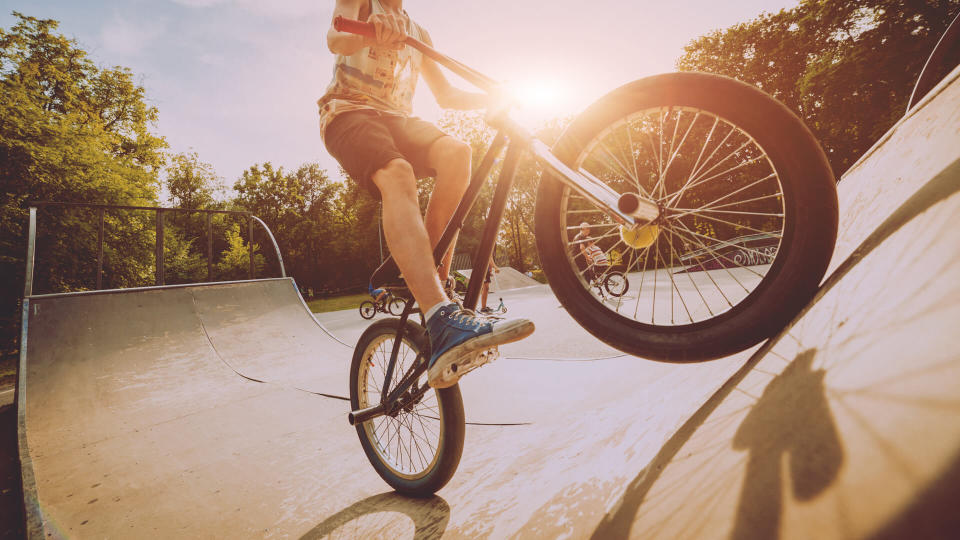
left=18, top=66, right=960, bottom=538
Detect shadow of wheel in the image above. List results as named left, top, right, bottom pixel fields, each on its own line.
left=298, top=492, right=450, bottom=540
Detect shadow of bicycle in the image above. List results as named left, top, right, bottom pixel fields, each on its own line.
left=299, top=492, right=450, bottom=540
left=589, top=346, right=843, bottom=540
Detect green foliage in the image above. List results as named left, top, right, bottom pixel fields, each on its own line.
left=1, top=12, right=166, bottom=346
left=163, top=228, right=207, bottom=285
left=166, top=151, right=223, bottom=209
left=216, top=222, right=265, bottom=281
left=232, top=161, right=348, bottom=286
left=677, top=0, right=960, bottom=176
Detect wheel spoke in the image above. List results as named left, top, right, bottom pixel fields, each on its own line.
left=668, top=227, right=763, bottom=280
left=558, top=106, right=787, bottom=329
left=677, top=209, right=782, bottom=239
left=669, top=173, right=778, bottom=219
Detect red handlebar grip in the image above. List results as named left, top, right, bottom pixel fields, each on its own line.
left=333, top=16, right=375, bottom=38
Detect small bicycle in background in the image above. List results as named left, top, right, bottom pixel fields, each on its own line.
left=588, top=265, right=629, bottom=299
left=480, top=297, right=508, bottom=319
left=358, top=290, right=406, bottom=319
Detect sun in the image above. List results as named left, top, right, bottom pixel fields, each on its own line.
left=511, top=80, right=565, bottom=110
left=506, top=78, right=581, bottom=127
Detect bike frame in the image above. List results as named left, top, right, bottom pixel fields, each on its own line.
left=337, top=16, right=659, bottom=425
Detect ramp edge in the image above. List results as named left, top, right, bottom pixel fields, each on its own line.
left=17, top=298, right=44, bottom=539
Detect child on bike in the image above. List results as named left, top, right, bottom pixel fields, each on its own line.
left=321, top=0, right=534, bottom=388
left=574, top=222, right=610, bottom=285
left=368, top=283, right=388, bottom=304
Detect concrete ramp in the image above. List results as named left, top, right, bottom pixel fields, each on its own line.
left=458, top=266, right=541, bottom=291
left=17, top=67, right=960, bottom=538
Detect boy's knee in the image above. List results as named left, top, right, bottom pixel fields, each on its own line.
left=432, top=137, right=471, bottom=173
left=373, top=159, right=417, bottom=198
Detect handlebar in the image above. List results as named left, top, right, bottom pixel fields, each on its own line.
left=332, top=16, right=377, bottom=39
left=332, top=15, right=499, bottom=93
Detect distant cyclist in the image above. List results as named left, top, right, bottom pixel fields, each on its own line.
left=573, top=222, right=609, bottom=284
left=368, top=282, right=388, bottom=304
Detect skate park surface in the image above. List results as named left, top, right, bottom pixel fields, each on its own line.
left=16, top=66, right=960, bottom=539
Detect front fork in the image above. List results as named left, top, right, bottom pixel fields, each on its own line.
left=529, top=140, right=660, bottom=225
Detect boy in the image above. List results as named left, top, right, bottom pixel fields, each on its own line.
left=320, top=0, right=534, bottom=388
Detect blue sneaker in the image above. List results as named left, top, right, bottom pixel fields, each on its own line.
left=426, top=303, right=534, bottom=388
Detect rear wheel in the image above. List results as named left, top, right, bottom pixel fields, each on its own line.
left=350, top=319, right=465, bottom=495
left=534, top=72, right=837, bottom=361
left=359, top=300, right=376, bottom=320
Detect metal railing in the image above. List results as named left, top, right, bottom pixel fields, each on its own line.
left=23, top=202, right=285, bottom=297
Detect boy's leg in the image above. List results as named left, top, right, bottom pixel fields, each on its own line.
left=423, top=136, right=471, bottom=282
left=373, top=159, right=447, bottom=312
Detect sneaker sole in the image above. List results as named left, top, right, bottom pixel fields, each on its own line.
left=427, top=319, right=535, bottom=389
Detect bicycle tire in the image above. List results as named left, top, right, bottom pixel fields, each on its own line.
left=349, top=319, right=465, bottom=495
left=534, top=72, right=837, bottom=361
left=359, top=300, right=376, bottom=320
left=388, top=296, right=406, bottom=316
left=603, top=271, right=630, bottom=297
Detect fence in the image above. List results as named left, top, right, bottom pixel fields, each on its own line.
left=23, top=202, right=285, bottom=297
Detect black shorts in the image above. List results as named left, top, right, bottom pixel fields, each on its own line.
left=323, top=110, right=447, bottom=199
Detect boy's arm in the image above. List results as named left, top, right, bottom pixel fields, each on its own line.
left=327, top=0, right=406, bottom=56
left=420, top=29, right=493, bottom=110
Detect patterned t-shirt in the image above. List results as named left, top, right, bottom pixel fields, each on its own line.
left=317, top=0, right=425, bottom=137
left=583, top=244, right=609, bottom=266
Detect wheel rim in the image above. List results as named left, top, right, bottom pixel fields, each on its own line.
left=606, top=273, right=627, bottom=296
left=357, top=334, right=443, bottom=480
left=562, top=106, right=785, bottom=327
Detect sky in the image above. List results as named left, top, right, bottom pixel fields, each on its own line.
left=1, top=0, right=800, bottom=188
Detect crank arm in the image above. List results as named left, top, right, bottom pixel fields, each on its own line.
left=350, top=357, right=427, bottom=426
left=347, top=376, right=429, bottom=426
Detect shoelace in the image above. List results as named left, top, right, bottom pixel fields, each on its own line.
left=450, top=308, right=482, bottom=328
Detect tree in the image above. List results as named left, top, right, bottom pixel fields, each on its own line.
left=0, top=12, right=166, bottom=350
left=232, top=161, right=343, bottom=288
left=676, top=0, right=960, bottom=176
left=216, top=222, right=265, bottom=281
left=166, top=151, right=223, bottom=210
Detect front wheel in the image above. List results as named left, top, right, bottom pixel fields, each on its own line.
left=388, top=296, right=406, bottom=316
left=349, top=319, right=465, bottom=495
left=359, top=300, right=376, bottom=319
left=603, top=271, right=629, bottom=297
left=535, top=72, right=838, bottom=362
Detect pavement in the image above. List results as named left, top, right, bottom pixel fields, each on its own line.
left=13, top=66, right=960, bottom=538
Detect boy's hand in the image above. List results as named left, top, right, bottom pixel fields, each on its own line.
left=367, top=12, right=406, bottom=50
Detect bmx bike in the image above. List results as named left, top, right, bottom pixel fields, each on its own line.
left=358, top=290, right=406, bottom=319
left=587, top=265, right=629, bottom=299
left=335, top=16, right=838, bottom=495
